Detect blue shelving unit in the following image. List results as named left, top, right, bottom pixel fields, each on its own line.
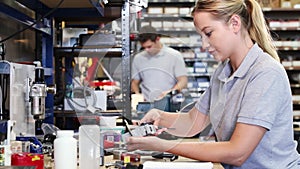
left=1, top=0, right=132, bottom=130
left=0, top=0, right=54, bottom=124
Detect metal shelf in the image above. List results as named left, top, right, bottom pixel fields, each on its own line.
left=54, top=46, right=122, bottom=57
left=142, top=14, right=193, bottom=20
left=277, top=46, right=300, bottom=51
left=270, top=27, right=300, bottom=31
left=184, top=58, right=217, bottom=62
left=147, top=0, right=195, bottom=7
left=187, top=88, right=207, bottom=92
left=284, top=66, right=300, bottom=70
left=188, top=73, right=211, bottom=77
left=156, top=28, right=197, bottom=35
left=291, top=84, right=300, bottom=88
left=263, top=8, right=300, bottom=12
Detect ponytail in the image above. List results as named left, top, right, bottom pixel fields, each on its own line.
left=246, top=0, right=280, bottom=61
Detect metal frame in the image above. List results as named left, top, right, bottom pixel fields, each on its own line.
left=121, top=0, right=132, bottom=121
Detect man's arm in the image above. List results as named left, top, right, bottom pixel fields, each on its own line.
left=160, top=75, right=188, bottom=98
left=172, top=75, right=188, bottom=92
left=131, top=79, right=141, bottom=94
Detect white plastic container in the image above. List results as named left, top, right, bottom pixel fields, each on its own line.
left=100, top=116, right=117, bottom=127
left=54, top=130, right=77, bottom=169
left=79, top=124, right=100, bottom=169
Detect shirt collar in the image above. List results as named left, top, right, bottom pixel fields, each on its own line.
left=156, top=44, right=165, bottom=57
left=219, top=43, right=261, bottom=81
left=145, top=44, right=165, bottom=58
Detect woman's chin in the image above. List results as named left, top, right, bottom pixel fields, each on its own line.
left=212, top=55, right=223, bottom=62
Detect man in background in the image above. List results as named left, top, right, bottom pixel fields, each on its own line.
left=131, top=25, right=188, bottom=101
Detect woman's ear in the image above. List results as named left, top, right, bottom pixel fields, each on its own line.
left=230, top=14, right=241, bottom=33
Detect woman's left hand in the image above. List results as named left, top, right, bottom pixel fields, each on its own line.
left=126, top=136, right=168, bottom=152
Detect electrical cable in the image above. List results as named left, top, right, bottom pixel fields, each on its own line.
left=67, top=86, right=97, bottom=110
left=0, top=43, right=5, bottom=60
left=0, top=0, right=65, bottom=43
left=63, top=65, right=100, bottom=113
left=0, top=84, right=2, bottom=119
left=0, top=62, right=10, bottom=120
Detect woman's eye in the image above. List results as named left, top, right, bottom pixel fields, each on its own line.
left=205, top=31, right=212, bottom=37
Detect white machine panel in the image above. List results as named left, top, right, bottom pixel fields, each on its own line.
left=0, top=61, right=36, bottom=136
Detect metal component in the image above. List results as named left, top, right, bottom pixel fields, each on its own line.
left=47, top=85, right=56, bottom=95
left=151, top=152, right=178, bottom=161
left=62, top=28, right=88, bottom=47
left=30, top=83, right=47, bottom=119
left=122, top=124, right=156, bottom=142
left=29, top=65, right=56, bottom=120
left=121, top=0, right=132, bottom=121
left=79, top=33, right=116, bottom=46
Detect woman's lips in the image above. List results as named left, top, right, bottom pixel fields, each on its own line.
left=208, top=50, right=215, bottom=55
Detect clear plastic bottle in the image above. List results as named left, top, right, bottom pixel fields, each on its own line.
left=79, top=124, right=100, bottom=169
left=54, top=130, right=77, bottom=169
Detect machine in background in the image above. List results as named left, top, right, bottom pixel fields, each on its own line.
left=0, top=61, right=55, bottom=137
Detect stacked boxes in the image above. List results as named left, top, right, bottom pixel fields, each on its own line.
left=256, top=0, right=280, bottom=8
left=256, top=0, right=300, bottom=8
left=281, top=0, right=300, bottom=8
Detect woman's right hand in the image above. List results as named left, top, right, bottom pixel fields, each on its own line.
left=139, top=108, right=164, bottom=127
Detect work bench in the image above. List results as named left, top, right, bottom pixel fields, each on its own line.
left=100, top=154, right=224, bottom=169
left=99, top=137, right=224, bottom=169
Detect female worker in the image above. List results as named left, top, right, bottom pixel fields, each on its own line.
left=126, top=0, right=300, bottom=168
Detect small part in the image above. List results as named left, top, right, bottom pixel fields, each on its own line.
left=121, top=152, right=141, bottom=163
left=151, top=152, right=178, bottom=161
left=122, top=124, right=156, bottom=143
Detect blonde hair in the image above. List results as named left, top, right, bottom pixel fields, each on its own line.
left=192, top=0, right=280, bottom=61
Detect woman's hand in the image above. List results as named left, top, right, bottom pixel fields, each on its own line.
left=139, top=108, right=164, bottom=127
left=126, top=136, right=169, bottom=152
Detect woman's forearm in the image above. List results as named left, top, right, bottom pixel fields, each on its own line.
left=159, top=107, right=209, bottom=137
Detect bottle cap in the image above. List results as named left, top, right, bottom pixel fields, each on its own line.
left=80, top=118, right=98, bottom=125
left=57, top=130, right=74, bottom=137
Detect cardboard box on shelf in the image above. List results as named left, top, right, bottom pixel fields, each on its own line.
left=281, top=0, right=300, bottom=7
left=179, top=7, right=191, bottom=15
left=151, top=21, right=162, bottom=28
left=291, top=0, right=300, bottom=7
left=256, top=0, right=280, bottom=8
left=164, top=7, right=179, bottom=14
left=148, top=7, right=163, bottom=14
left=173, top=21, right=184, bottom=28
left=281, top=0, right=292, bottom=7
left=163, top=21, right=174, bottom=28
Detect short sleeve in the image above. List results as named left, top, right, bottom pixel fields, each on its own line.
left=131, top=56, right=141, bottom=80
left=237, top=67, right=291, bottom=130
left=195, top=85, right=211, bottom=115
left=173, top=52, right=188, bottom=77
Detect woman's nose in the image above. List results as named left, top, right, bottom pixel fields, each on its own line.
left=201, top=38, right=210, bottom=51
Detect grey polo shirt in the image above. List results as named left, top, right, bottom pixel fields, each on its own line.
left=132, top=45, right=187, bottom=101
left=196, top=44, right=300, bottom=168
